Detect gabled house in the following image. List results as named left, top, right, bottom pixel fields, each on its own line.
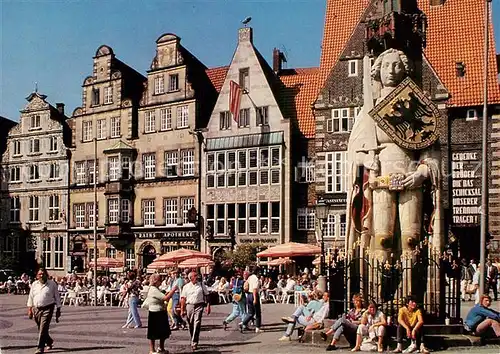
left=200, top=27, right=292, bottom=256
left=0, top=93, right=70, bottom=275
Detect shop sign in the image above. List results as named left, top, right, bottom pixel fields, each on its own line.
left=320, top=195, right=347, bottom=205
left=451, top=151, right=481, bottom=225
left=137, top=231, right=197, bottom=239
left=240, top=238, right=278, bottom=244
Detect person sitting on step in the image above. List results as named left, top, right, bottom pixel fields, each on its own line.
left=393, top=295, right=429, bottom=354
left=279, top=292, right=330, bottom=341
left=464, top=294, right=500, bottom=339
left=321, top=293, right=365, bottom=351
left=351, top=301, right=386, bottom=352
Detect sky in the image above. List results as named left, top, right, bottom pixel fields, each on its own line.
left=1, top=0, right=499, bottom=121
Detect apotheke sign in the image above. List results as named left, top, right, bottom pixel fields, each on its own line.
left=451, top=151, right=481, bottom=225
left=137, top=231, right=197, bottom=239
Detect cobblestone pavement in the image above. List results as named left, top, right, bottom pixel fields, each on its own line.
left=0, top=295, right=498, bottom=354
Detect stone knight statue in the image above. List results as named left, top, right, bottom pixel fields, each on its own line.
left=345, top=48, right=444, bottom=270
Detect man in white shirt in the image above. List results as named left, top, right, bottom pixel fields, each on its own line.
left=241, top=267, right=263, bottom=333
left=180, top=271, right=211, bottom=351
left=27, top=268, right=61, bottom=354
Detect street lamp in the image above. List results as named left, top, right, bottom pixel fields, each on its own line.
left=316, top=200, right=330, bottom=292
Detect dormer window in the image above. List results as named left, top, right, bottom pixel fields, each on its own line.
left=154, top=76, right=164, bottom=95
left=92, top=88, right=100, bottom=106
left=466, top=109, right=478, bottom=121
left=30, top=115, right=41, bottom=130
left=168, top=74, right=179, bottom=92
left=348, top=60, right=358, bottom=77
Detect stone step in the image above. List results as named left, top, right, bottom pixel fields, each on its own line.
left=298, top=329, right=500, bottom=350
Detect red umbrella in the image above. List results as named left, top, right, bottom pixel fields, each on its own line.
left=267, top=258, right=295, bottom=266
left=88, top=257, right=124, bottom=268
left=147, top=259, right=176, bottom=270
left=156, top=248, right=211, bottom=262
left=257, top=242, right=321, bottom=258
left=178, top=257, right=214, bottom=269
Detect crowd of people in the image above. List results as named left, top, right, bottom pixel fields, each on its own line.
left=459, top=258, right=499, bottom=302
left=10, top=257, right=500, bottom=354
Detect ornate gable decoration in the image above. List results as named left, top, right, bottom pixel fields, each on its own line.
left=369, top=77, right=439, bottom=150
left=23, top=92, right=49, bottom=112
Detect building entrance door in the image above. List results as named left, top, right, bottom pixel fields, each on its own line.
left=142, top=245, right=156, bottom=268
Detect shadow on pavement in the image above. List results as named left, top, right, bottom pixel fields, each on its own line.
left=1, top=345, right=126, bottom=352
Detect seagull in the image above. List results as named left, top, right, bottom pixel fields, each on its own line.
left=242, top=17, right=252, bottom=26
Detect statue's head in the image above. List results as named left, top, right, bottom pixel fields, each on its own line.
left=371, top=48, right=411, bottom=88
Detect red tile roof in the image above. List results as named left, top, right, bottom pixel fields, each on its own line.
left=279, top=67, right=319, bottom=138
left=419, top=0, right=500, bottom=106
left=319, top=0, right=500, bottom=107
left=206, top=66, right=229, bottom=93
left=318, top=0, right=370, bottom=88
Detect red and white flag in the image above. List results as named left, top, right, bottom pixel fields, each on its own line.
left=229, top=80, right=242, bottom=123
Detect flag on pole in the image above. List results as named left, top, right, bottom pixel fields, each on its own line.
left=229, top=80, right=242, bottom=123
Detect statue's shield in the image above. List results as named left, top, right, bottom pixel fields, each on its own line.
left=369, top=77, right=440, bottom=150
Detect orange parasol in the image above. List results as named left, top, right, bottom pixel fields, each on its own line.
left=257, top=242, right=321, bottom=258
left=178, top=257, right=214, bottom=269
left=267, top=258, right=295, bottom=266
left=312, top=257, right=321, bottom=265
left=155, top=248, right=212, bottom=262
left=88, top=257, right=124, bottom=268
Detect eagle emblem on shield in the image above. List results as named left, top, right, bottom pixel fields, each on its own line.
left=369, top=77, right=440, bottom=150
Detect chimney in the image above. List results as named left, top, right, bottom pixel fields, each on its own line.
left=272, top=48, right=287, bottom=74
left=238, top=27, right=253, bottom=44
left=56, top=103, right=65, bottom=115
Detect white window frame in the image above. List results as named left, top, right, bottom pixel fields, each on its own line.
left=164, top=198, right=178, bottom=226
left=10, top=196, right=20, bottom=222
left=325, top=151, right=348, bottom=193
left=54, top=236, right=64, bottom=269
left=30, top=114, right=41, bottom=130
left=296, top=158, right=315, bottom=183
left=49, top=163, right=60, bottom=179
left=143, top=199, right=155, bottom=226
left=165, top=151, right=178, bottom=177
left=29, top=195, right=39, bottom=222
left=256, top=106, right=269, bottom=126
left=104, top=86, right=113, bottom=104
left=97, top=119, right=107, bottom=140
left=83, top=121, right=93, bottom=142
left=42, top=238, right=52, bottom=268
left=49, top=136, right=58, bottom=152
left=207, top=153, right=215, bottom=188
left=88, top=160, right=98, bottom=185
left=110, top=117, right=121, bottom=137
left=466, top=109, right=478, bottom=121
left=13, top=140, right=21, bottom=156
left=121, top=199, right=130, bottom=223
left=144, top=153, right=156, bottom=180
left=324, top=213, right=347, bottom=238
left=29, top=164, right=40, bottom=181
left=75, top=204, right=85, bottom=228
left=10, top=166, right=21, bottom=182
left=238, top=108, right=250, bottom=128
left=168, top=74, right=179, bottom=92
left=88, top=203, right=98, bottom=228
left=48, top=195, right=60, bottom=221
left=348, top=59, right=358, bottom=77
left=30, top=138, right=40, bottom=154
left=297, top=208, right=315, bottom=230
left=125, top=248, right=135, bottom=268
left=160, top=107, right=172, bottom=131
left=145, top=111, right=156, bottom=133
left=75, top=162, right=86, bottom=185
left=108, top=198, right=119, bottom=224
left=176, top=105, right=189, bottom=128
left=106, top=247, right=117, bottom=259
left=182, top=197, right=195, bottom=225
left=154, top=76, right=164, bottom=95
left=182, top=149, right=195, bottom=176
left=108, top=156, right=120, bottom=181
left=327, top=108, right=353, bottom=133
left=220, top=111, right=231, bottom=130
